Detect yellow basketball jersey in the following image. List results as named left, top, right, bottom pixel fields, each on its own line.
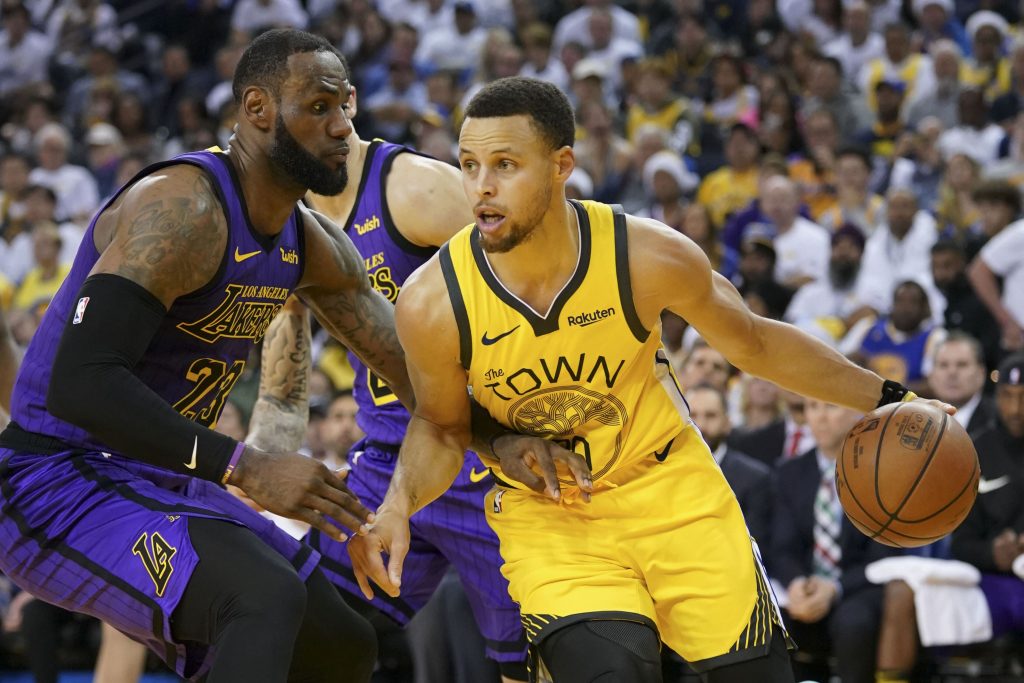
left=440, top=200, right=691, bottom=490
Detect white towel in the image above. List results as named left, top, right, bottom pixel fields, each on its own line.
left=866, top=556, right=992, bottom=646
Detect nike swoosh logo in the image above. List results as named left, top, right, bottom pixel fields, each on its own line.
left=653, top=438, right=675, bottom=462
left=184, top=437, right=198, bottom=470
left=234, top=247, right=261, bottom=263
left=469, top=467, right=491, bottom=483
left=978, top=475, right=1011, bottom=494
left=481, top=325, right=520, bottom=346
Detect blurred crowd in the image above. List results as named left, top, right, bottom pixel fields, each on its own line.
left=2, top=0, right=1024, bottom=680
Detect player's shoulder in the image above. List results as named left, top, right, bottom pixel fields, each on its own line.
left=395, top=252, right=454, bottom=332
left=117, top=162, right=218, bottom=209
left=621, top=212, right=706, bottom=270
left=387, top=152, right=473, bottom=247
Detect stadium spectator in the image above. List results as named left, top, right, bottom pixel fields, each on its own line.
left=819, top=145, right=886, bottom=235
left=27, top=123, right=100, bottom=225
left=928, top=332, right=995, bottom=433
left=760, top=175, right=831, bottom=289
left=823, top=1, right=885, bottom=81
left=768, top=397, right=898, bottom=683
left=0, top=1, right=51, bottom=97
left=697, top=122, right=761, bottom=229
left=931, top=240, right=1002, bottom=368
left=689, top=384, right=773, bottom=548
left=969, top=206, right=1024, bottom=352
left=950, top=353, right=1024, bottom=640
left=905, top=39, right=963, bottom=129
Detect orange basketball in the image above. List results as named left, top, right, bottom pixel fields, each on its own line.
left=836, top=401, right=979, bottom=548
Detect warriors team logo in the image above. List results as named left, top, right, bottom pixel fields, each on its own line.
left=132, top=532, right=177, bottom=597
left=507, top=385, right=627, bottom=480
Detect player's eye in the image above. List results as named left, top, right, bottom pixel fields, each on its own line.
left=312, top=102, right=328, bottom=114
left=498, top=159, right=515, bottom=170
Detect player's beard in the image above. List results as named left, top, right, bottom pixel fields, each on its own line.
left=477, top=180, right=552, bottom=254
left=269, top=113, right=348, bottom=196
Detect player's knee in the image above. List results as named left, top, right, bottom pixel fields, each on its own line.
left=540, top=620, right=662, bottom=683
left=882, top=580, right=915, bottom=619
left=224, top=558, right=307, bottom=631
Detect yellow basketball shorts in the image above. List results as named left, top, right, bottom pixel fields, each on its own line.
left=484, top=425, right=786, bottom=672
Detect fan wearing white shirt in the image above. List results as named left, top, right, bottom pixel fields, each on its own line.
left=761, top=176, right=830, bottom=289
left=856, top=187, right=939, bottom=315
left=969, top=217, right=1024, bottom=352
left=824, top=1, right=885, bottom=81
left=786, top=224, right=877, bottom=345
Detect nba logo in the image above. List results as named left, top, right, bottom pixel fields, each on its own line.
left=72, top=297, right=90, bottom=325
left=493, top=490, right=504, bottom=513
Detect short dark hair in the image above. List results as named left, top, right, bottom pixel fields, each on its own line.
left=232, top=28, right=346, bottom=103
left=937, top=331, right=985, bottom=366
left=689, top=382, right=728, bottom=412
left=930, top=238, right=965, bottom=258
left=464, top=77, right=576, bottom=150
left=972, top=179, right=1022, bottom=215
left=836, top=144, right=872, bottom=169
left=816, top=55, right=844, bottom=76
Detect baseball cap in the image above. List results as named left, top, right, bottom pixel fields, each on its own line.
left=996, top=353, right=1024, bottom=386
left=85, top=122, right=123, bottom=147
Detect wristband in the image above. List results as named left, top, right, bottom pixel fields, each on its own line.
left=876, top=380, right=915, bottom=408
left=221, top=442, right=246, bottom=485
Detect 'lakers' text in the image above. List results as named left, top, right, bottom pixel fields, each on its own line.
left=178, top=284, right=289, bottom=344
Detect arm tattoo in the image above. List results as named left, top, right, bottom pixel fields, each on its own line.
left=114, top=174, right=224, bottom=298
left=247, top=304, right=310, bottom=453
left=304, top=233, right=414, bottom=409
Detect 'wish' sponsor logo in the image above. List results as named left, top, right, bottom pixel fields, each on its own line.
left=567, top=307, right=616, bottom=327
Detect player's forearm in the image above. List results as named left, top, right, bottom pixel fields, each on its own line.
left=306, top=286, right=416, bottom=411
left=247, top=299, right=310, bottom=453
left=737, top=317, right=885, bottom=412
left=380, top=415, right=467, bottom=517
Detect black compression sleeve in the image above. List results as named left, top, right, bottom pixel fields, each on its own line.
left=47, top=273, right=239, bottom=482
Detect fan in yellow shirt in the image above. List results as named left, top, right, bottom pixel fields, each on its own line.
left=696, top=123, right=760, bottom=228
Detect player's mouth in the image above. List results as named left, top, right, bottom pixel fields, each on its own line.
left=475, top=207, right=506, bottom=233
left=325, top=145, right=350, bottom=162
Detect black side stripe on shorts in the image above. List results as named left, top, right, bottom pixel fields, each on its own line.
left=72, top=458, right=237, bottom=522
left=0, top=460, right=176, bottom=670
left=439, top=242, right=473, bottom=370
left=485, top=634, right=530, bottom=653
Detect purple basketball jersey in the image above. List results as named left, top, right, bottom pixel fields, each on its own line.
left=343, top=141, right=435, bottom=446
left=11, top=151, right=305, bottom=451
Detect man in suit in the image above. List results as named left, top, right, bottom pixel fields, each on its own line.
left=728, top=388, right=815, bottom=467
left=928, top=331, right=996, bottom=436
left=688, top=383, right=773, bottom=548
left=951, top=352, right=1024, bottom=640
left=768, top=397, right=899, bottom=683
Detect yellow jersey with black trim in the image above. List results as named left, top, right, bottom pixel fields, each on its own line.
left=440, top=200, right=691, bottom=491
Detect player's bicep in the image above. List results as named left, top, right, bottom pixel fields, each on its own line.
left=90, top=167, right=227, bottom=308
left=298, top=207, right=413, bottom=407
left=633, top=216, right=764, bottom=364
left=394, top=265, right=471, bottom=441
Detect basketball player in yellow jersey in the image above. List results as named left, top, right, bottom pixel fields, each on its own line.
left=349, top=77, right=953, bottom=682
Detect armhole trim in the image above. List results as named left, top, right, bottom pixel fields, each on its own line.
left=611, top=205, right=650, bottom=343
left=439, top=243, right=473, bottom=370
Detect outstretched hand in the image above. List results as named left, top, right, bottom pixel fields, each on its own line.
left=229, top=447, right=374, bottom=541
left=492, top=434, right=593, bottom=502
left=348, top=506, right=411, bottom=599
left=911, top=396, right=956, bottom=416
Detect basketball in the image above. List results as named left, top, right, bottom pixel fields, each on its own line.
left=836, top=401, right=980, bottom=548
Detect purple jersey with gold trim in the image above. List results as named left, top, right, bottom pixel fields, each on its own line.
left=343, top=140, right=435, bottom=445
left=11, top=151, right=305, bottom=453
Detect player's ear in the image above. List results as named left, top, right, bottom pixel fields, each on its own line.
left=345, top=86, right=358, bottom=119
left=241, top=86, right=275, bottom=132
left=554, top=146, right=574, bottom=183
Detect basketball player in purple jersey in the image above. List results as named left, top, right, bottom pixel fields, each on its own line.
left=0, top=29, right=407, bottom=682
left=246, top=60, right=585, bottom=682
